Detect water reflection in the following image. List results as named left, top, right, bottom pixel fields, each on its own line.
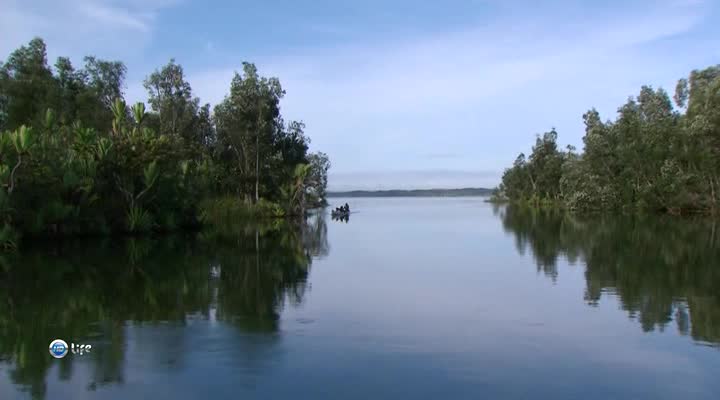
left=331, top=213, right=349, bottom=223
left=0, top=216, right=328, bottom=399
left=497, top=205, right=720, bottom=347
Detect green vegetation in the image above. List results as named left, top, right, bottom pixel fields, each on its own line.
left=328, top=188, right=492, bottom=197
left=0, top=38, right=330, bottom=248
left=493, top=64, right=720, bottom=214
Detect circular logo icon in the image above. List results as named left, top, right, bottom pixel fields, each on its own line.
left=49, top=339, right=69, bottom=359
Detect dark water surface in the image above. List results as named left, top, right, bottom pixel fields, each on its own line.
left=1, top=198, right=719, bottom=399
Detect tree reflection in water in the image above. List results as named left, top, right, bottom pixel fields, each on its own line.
left=497, top=205, right=720, bottom=347
left=0, top=215, right=328, bottom=399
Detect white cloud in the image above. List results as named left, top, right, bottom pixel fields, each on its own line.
left=163, top=0, right=708, bottom=189
left=80, top=2, right=152, bottom=32
left=1, top=0, right=711, bottom=190
left=0, top=0, right=179, bottom=60
left=185, top=0, right=706, bottom=117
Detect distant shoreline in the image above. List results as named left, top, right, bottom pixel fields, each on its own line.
left=327, top=188, right=493, bottom=198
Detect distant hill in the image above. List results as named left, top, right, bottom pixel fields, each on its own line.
left=327, top=188, right=493, bottom=198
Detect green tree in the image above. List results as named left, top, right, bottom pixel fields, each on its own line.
left=143, top=60, right=200, bottom=142
left=0, top=38, right=330, bottom=248
left=81, top=56, right=127, bottom=132
left=496, top=64, right=720, bottom=214
left=214, top=63, right=285, bottom=201
left=0, top=38, right=56, bottom=131
left=307, top=151, right=331, bottom=207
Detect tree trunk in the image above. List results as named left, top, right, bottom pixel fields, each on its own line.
left=710, top=176, right=717, bottom=211
left=255, top=108, right=262, bottom=204
left=155, top=85, right=162, bottom=131
left=172, top=106, right=177, bottom=136
left=255, top=131, right=259, bottom=203
left=528, top=173, right=537, bottom=194
left=7, top=155, right=22, bottom=196
left=300, top=183, right=306, bottom=216
left=710, top=219, right=716, bottom=246
left=241, top=140, right=250, bottom=200
left=255, top=229, right=260, bottom=290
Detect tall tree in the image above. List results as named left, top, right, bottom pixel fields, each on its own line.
left=0, top=38, right=332, bottom=247
left=306, top=152, right=330, bottom=206
left=81, top=56, right=127, bottom=132
left=54, top=57, right=87, bottom=125
left=214, top=63, right=284, bottom=201
left=528, top=128, right=564, bottom=200
left=196, top=103, right=215, bottom=150
left=143, top=59, right=199, bottom=141
left=0, top=38, right=56, bottom=130
left=83, top=56, right=126, bottom=108
left=497, top=65, right=720, bottom=213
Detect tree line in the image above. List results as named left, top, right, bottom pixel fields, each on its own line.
left=0, top=38, right=330, bottom=248
left=494, top=64, right=720, bottom=214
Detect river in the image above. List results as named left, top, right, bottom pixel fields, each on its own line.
left=1, top=197, right=718, bottom=399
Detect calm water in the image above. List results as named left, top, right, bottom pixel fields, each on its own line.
left=1, top=198, right=719, bottom=399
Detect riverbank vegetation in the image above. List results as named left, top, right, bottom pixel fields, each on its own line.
left=493, top=64, right=720, bottom=214
left=0, top=38, right=330, bottom=248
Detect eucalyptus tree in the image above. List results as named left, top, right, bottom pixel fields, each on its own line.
left=81, top=56, right=127, bottom=132
left=528, top=129, right=564, bottom=201
left=195, top=103, right=216, bottom=151
left=497, top=63, right=720, bottom=214
left=83, top=56, right=127, bottom=109
left=676, top=66, right=720, bottom=209
left=214, top=62, right=284, bottom=201
left=307, top=152, right=331, bottom=206
left=143, top=59, right=200, bottom=142
left=0, top=38, right=56, bottom=130
left=0, top=38, right=332, bottom=249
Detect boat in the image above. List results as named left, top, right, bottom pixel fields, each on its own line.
left=331, top=209, right=350, bottom=218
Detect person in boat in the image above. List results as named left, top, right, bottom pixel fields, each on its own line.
left=344, top=203, right=350, bottom=213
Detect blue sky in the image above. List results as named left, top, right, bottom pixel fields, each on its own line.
left=2, top=0, right=719, bottom=190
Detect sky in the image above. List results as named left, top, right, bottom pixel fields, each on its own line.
left=1, top=0, right=719, bottom=190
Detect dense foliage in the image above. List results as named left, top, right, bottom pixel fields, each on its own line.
left=494, top=65, right=720, bottom=214
left=0, top=38, right=330, bottom=247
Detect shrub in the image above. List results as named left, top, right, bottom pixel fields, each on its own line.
left=0, top=224, right=18, bottom=250
left=199, top=196, right=286, bottom=226
left=126, top=206, right=154, bottom=233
